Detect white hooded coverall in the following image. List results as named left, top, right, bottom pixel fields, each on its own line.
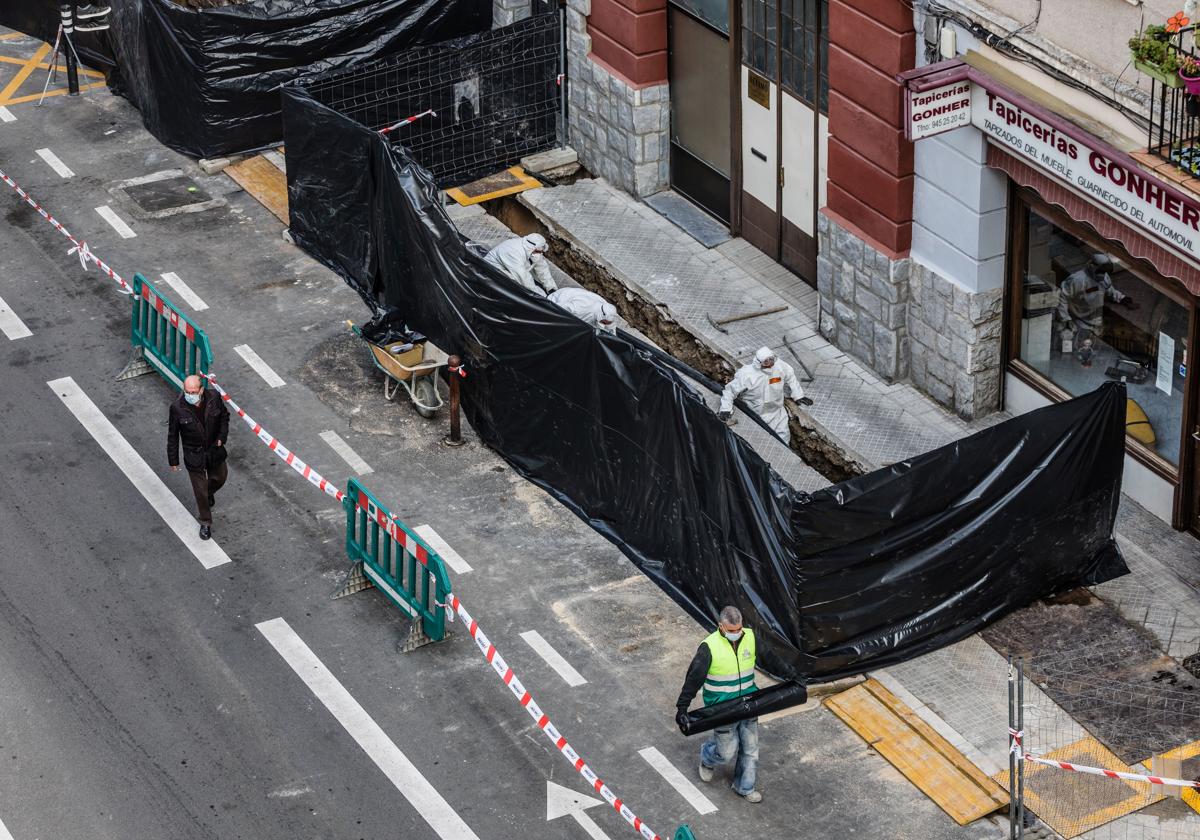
left=548, top=287, right=618, bottom=333
left=720, top=347, right=804, bottom=436
left=483, top=233, right=557, bottom=296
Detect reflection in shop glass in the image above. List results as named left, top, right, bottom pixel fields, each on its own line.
left=1017, top=207, right=1188, bottom=466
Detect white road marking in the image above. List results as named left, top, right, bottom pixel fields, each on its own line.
left=637, top=746, right=718, bottom=814
left=35, top=147, right=73, bottom=178
left=0, top=293, right=32, bottom=340
left=413, top=524, right=472, bottom=574
left=234, top=344, right=285, bottom=388
left=0, top=107, right=16, bottom=123
left=256, top=618, right=481, bottom=840
left=49, top=377, right=230, bottom=569
left=0, top=811, right=13, bottom=840
left=160, top=271, right=209, bottom=312
left=319, top=430, right=373, bottom=475
left=95, top=204, right=136, bottom=238
left=519, top=630, right=587, bottom=687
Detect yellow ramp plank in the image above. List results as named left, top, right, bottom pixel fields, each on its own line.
left=226, top=154, right=289, bottom=224
left=446, top=165, right=541, bottom=206
left=825, top=679, right=1008, bottom=826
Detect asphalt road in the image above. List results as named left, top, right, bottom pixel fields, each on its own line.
left=0, top=28, right=1004, bottom=840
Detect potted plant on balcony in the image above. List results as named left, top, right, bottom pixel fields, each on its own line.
left=1181, top=55, right=1200, bottom=93
left=1130, top=24, right=1185, bottom=87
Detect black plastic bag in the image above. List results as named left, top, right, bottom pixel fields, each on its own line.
left=677, top=682, right=809, bottom=736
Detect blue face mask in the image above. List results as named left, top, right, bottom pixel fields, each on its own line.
left=184, top=392, right=201, bottom=406
left=723, top=629, right=743, bottom=642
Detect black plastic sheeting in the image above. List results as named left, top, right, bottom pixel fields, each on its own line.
left=0, top=0, right=490, bottom=159
left=283, top=90, right=1129, bottom=685
left=301, top=12, right=562, bottom=188
left=678, top=683, right=809, bottom=736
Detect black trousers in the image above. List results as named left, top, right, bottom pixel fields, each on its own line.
left=186, top=460, right=228, bottom=524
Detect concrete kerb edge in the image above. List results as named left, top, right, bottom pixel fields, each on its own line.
left=517, top=191, right=874, bottom=482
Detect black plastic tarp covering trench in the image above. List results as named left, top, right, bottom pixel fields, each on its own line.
left=0, top=0, right=490, bottom=158
left=282, top=88, right=1128, bottom=685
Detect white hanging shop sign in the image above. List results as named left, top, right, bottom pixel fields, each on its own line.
left=971, top=86, right=1200, bottom=264
left=906, top=81, right=972, bottom=140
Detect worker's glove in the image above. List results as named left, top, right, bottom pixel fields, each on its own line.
left=675, top=709, right=690, bottom=734
left=798, top=397, right=814, bottom=407
left=1120, top=297, right=1139, bottom=310
left=717, top=410, right=732, bottom=423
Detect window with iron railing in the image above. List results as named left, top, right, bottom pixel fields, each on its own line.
left=1142, top=25, right=1200, bottom=175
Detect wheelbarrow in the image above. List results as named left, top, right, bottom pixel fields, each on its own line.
left=348, top=321, right=448, bottom=418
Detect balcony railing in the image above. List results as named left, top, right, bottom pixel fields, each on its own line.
left=1145, top=25, right=1200, bottom=175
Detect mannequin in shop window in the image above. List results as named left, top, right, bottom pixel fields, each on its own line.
left=1056, top=253, right=1138, bottom=351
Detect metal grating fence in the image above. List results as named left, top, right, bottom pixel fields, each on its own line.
left=302, top=12, right=564, bottom=188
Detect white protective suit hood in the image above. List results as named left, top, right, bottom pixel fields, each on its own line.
left=754, top=347, right=776, bottom=368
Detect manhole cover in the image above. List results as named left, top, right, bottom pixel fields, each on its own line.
left=124, top=176, right=212, bottom=213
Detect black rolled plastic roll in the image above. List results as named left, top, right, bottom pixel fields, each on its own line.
left=678, top=682, right=808, bottom=736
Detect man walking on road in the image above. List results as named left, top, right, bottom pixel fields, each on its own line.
left=676, top=605, right=762, bottom=803
left=168, top=374, right=230, bottom=540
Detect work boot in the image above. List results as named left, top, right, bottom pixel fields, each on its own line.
left=698, top=763, right=714, bottom=783
left=741, top=790, right=762, bottom=804
left=75, top=4, right=111, bottom=17
left=199, top=524, right=211, bottom=540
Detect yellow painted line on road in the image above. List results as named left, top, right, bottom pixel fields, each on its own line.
left=0, top=42, right=50, bottom=105
left=0, top=33, right=25, bottom=41
left=3, top=81, right=106, bottom=106
left=0, top=54, right=104, bottom=78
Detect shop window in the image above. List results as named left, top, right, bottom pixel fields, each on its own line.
left=1016, top=206, right=1189, bottom=466
left=742, top=0, right=777, bottom=78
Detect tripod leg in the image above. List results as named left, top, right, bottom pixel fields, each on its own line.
left=37, top=26, right=64, bottom=107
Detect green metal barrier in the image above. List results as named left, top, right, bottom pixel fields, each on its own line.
left=343, top=478, right=453, bottom=642
left=673, top=826, right=697, bottom=840
left=122, top=273, right=212, bottom=390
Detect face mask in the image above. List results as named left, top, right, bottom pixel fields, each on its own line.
left=723, top=630, right=743, bottom=642
left=184, top=392, right=201, bottom=405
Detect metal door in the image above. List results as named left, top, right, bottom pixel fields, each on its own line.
left=739, top=0, right=827, bottom=283
left=668, top=3, right=732, bottom=223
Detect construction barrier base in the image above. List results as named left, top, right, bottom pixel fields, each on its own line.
left=398, top=619, right=436, bottom=653
left=673, top=825, right=697, bottom=840
left=115, top=348, right=154, bottom=382
left=331, top=560, right=374, bottom=600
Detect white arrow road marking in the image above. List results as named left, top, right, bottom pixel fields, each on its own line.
left=520, top=630, right=587, bottom=687
left=637, top=747, right=717, bottom=814
left=546, top=780, right=610, bottom=840
left=234, top=344, right=285, bottom=388
left=257, top=618, right=481, bottom=839
left=0, top=293, right=32, bottom=340
left=35, top=147, right=73, bottom=178
left=49, top=377, right=230, bottom=569
left=413, top=524, right=472, bottom=574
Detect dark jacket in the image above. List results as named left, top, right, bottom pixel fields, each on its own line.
left=168, top=389, right=230, bottom=472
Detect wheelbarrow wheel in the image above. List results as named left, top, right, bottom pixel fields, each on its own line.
left=413, top=376, right=438, bottom=419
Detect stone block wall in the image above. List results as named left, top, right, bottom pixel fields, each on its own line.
left=817, top=212, right=911, bottom=383
left=493, top=0, right=531, bottom=28
left=907, top=264, right=1003, bottom=420
left=565, top=0, right=668, bottom=197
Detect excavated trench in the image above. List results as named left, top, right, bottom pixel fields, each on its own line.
left=481, top=193, right=866, bottom=484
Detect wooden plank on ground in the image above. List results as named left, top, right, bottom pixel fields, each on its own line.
left=225, top=154, right=288, bottom=223
left=825, top=678, right=1008, bottom=826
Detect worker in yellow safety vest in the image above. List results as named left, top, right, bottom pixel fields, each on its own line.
left=675, top=605, right=761, bottom=803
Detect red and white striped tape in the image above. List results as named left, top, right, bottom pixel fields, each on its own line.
left=3, top=161, right=665, bottom=840
left=203, top=374, right=346, bottom=504
left=450, top=593, right=663, bottom=840
left=378, top=108, right=436, bottom=135
left=1023, top=752, right=1200, bottom=789
left=0, top=166, right=133, bottom=296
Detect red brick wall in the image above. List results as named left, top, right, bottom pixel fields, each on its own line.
left=825, top=0, right=916, bottom=254
left=587, top=0, right=668, bottom=87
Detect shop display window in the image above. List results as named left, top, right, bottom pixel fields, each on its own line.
left=1016, top=206, right=1189, bottom=466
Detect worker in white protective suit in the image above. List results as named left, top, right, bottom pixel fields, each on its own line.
left=483, top=233, right=558, bottom=296
left=548, top=287, right=618, bottom=334
left=719, top=347, right=810, bottom=437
